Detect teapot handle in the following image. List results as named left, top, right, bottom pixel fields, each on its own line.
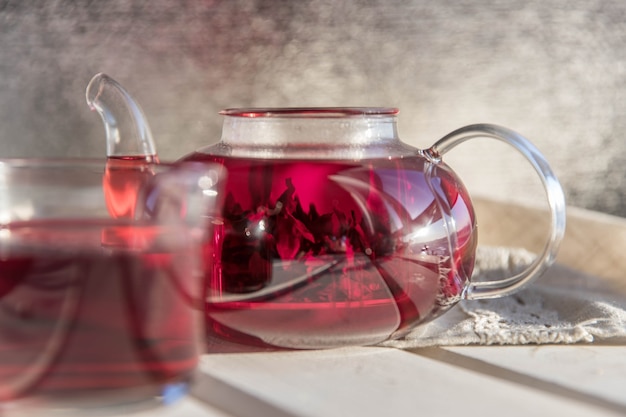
left=425, top=124, right=566, bottom=300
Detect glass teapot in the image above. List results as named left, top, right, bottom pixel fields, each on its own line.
left=87, top=74, right=566, bottom=349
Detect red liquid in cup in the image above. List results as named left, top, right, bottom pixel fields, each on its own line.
left=182, top=153, right=477, bottom=348
left=0, top=219, right=200, bottom=403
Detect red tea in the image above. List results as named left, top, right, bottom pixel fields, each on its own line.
left=0, top=220, right=200, bottom=404
left=182, top=153, right=477, bottom=348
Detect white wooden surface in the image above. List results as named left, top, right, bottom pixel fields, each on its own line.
left=446, top=345, right=626, bottom=412
left=79, top=345, right=626, bottom=417
left=114, top=396, right=231, bottom=417
left=191, top=346, right=625, bottom=417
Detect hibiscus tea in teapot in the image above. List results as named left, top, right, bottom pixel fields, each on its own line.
left=185, top=152, right=476, bottom=347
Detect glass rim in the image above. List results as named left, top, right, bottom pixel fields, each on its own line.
left=219, top=107, right=399, bottom=118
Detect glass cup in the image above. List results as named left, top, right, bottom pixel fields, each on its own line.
left=0, top=159, right=223, bottom=415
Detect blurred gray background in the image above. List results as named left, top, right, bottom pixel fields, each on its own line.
left=1, top=0, right=625, bottom=217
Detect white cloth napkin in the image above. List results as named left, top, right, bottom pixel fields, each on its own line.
left=381, top=246, right=626, bottom=348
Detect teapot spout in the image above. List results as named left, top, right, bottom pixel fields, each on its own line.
left=86, top=73, right=158, bottom=161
